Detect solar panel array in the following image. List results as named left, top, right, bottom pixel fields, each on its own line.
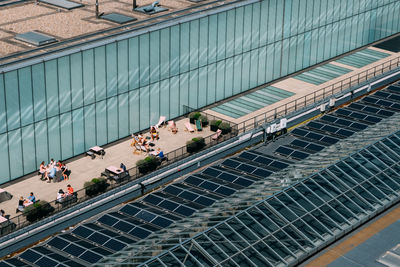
left=4, top=84, right=400, bottom=266
left=142, top=130, right=400, bottom=267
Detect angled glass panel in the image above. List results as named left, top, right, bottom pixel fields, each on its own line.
left=310, top=209, right=338, bottom=232
left=171, top=247, right=198, bottom=267
left=182, top=242, right=214, bottom=267
left=267, top=198, right=298, bottom=222
left=302, top=215, right=330, bottom=237
left=303, top=180, right=332, bottom=202
left=319, top=204, right=347, bottom=225
left=227, top=218, right=257, bottom=242
left=206, top=229, right=238, bottom=256
left=292, top=220, right=320, bottom=242
left=195, top=234, right=227, bottom=262
left=237, top=213, right=269, bottom=238
left=294, top=184, right=324, bottom=206
left=253, top=241, right=281, bottom=266
left=285, top=189, right=315, bottom=212
left=243, top=247, right=272, bottom=266
left=353, top=185, right=381, bottom=207
left=327, top=199, right=355, bottom=221
left=276, top=193, right=307, bottom=217
left=216, top=223, right=246, bottom=250
left=248, top=207, right=279, bottom=232
left=351, top=154, right=380, bottom=175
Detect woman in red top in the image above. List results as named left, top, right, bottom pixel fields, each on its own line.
left=67, top=184, right=74, bottom=195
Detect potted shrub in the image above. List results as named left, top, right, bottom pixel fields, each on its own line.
left=218, top=122, right=232, bottom=134
left=23, top=200, right=54, bottom=222
left=186, top=137, right=205, bottom=153
left=210, top=120, right=222, bottom=132
left=189, top=112, right=201, bottom=124
left=85, top=178, right=109, bottom=197
left=199, top=115, right=209, bottom=127
left=137, top=156, right=161, bottom=174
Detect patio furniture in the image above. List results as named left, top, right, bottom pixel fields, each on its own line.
left=155, top=116, right=166, bottom=129
left=0, top=189, right=12, bottom=203
left=185, top=122, right=195, bottom=133
left=89, top=146, right=105, bottom=158
left=212, top=129, right=222, bottom=140
left=195, top=120, right=202, bottom=131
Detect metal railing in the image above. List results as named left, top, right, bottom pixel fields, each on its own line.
left=1, top=54, right=400, bottom=238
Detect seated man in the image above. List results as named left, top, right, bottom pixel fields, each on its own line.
left=27, top=192, right=36, bottom=203
left=66, top=184, right=74, bottom=195
left=120, top=163, right=127, bottom=173
left=156, top=148, right=168, bottom=162
left=48, top=167, right=57, bottom=183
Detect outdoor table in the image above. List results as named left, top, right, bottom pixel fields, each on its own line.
left=0, top=216, right=7, bottom=223
left=0, top=188, right=12, bottom=203
left=90, top=146, right=104, bottom=154
left=24, top=200, right=33, bottom=208
left=106, top=166, right=123, bottom=176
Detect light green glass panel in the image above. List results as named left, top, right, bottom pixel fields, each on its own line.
left=198, top=66, right=207, bottom=108
left=208, top=14, right=218, bottom=64
left=45, top=59, right=59, bottom=117
left=84, top=104, right=96, bottom=149
left=216, top=61, right=225, bottom=101
left=234, top=7, right=243, bottom=55
left=60, top=112, right=73, bottom=159
left=233, top=55, right=242, bottom=95
left=189, top=69, right=198, bottom=109
left=170, top=76, right=179, bottom=118
left=48, top=116, right=61, bottom=161
left=72, top=108, right=84, bottom=154
left=35, top=120, right=48, bottom=164
left=199, top=17, right=209, bottom=67
left=0, top=133, right=9, bottom=183
left=170, top=25, right=180, bottom=76
left=0, top=74, right=6, bottom=133
left=226, top=9, right=235, bottom=57
left=5, top=70, right=20, bottom=131
left=179, top=72, right=189, bottom=112
left=107, top=96, right=118, bottom=142
left=139, top=85, right=150, bottom=129
left=189, top=20, right=199, bottom=70
left=180, top=22, right=189, bottom=73
left=224, top=58, right=234, bottom=99
left=243, top=4, right=252, bottom=52
left=118, top=93, right=129, bottom=138
left=58, top=56, right=72, bottom=113
left=94, top=46, right=107, bottom=101
left=160, top=28, right=170, bottom=80
left=241, top=51, right=251, bottom=92
left=8, top=129, right=23, bottom=179
left=118, top=40, right=129, bottom=93
left=128, top=37, right=140, bottom=90
left=251, top=2, right=260, bottom=50
left=207, top=63, right=216, bottom=105
left=18, top=67, right=34, bottom=126
left=129, top=89, right=140, bottom=134
left=149, top=31, right=160, bottom=83
left=106, top=43, right=118, bottom=97
left=217, top=12, right=227, bottom=60
left=71, top=52, right=83, bottom=109
left=159, top=79, right=170, bottom=118
left=149, top=82, right=160, bottom=126
left=82, top=49, right=95, bottom=105
left=95, top=101, right=107, bottom=145
left=22, top=125, right=36, bottom=175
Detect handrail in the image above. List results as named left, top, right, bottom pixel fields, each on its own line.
left=1, top=53, right=399, bottom=238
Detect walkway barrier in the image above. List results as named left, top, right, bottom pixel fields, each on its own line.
left=1, top=54, right=400, bottom=238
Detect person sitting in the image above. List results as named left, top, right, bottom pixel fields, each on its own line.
left=120, top=163, right=127, bottom=173
left=150, top=126, right=159, bottom=141
left=171, top=123, right=178, bottom=134
left=39, top=161, right=47, bottom=180
left=16, top=196, right=25, bottom=212
left=48, top=167, right=57, bottom=183
left=156, top=148, right=168, bottom=162
left=49, top=158, right=55, bottom=169
left=27, top=192, right=36, bottom=203
left=66, top=185, right=74, bottom=195
left=57, top=189, right=65, bottom=202
left=61, top=163, right=71, bottom=181
left=1, top=209, right=5, bottom=218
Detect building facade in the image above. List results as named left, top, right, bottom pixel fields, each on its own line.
left=0, top=0, right=399, bottom=183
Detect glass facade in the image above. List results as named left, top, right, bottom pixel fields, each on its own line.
left=1, top=0, right=400, bottom=183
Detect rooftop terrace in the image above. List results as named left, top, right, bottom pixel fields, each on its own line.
left=0, top=0, right=238, bottom=64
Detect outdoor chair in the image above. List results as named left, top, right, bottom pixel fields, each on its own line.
left=195, top=120, right=202, bottom=131
left=155, top=116, right=166, bottom=129
left=185, top=122, right=195, bottom=133
left=212, top=129, right=222, bottom=140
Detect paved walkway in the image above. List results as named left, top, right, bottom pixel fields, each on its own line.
left=0, top=118, right=214, bottom=218
left=1, top=45, right=399, bottom=221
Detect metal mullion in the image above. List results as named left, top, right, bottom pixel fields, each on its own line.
left=341, top=160, right=390, bottom=202
left=179, top=243, right=207, bottom=267
left=214, top=227, right=256, bottom=267
left=167, top=251, right=185, bottom=266
left=191, top=239, right=220, bottom=266
left=311, top=175, right=358, bottom=220
left=318, top=174, right=368, bottom=217
left=282, top=190, right=338, bottom=236
left=152, top=258, right=167, bottom=267
left=245, top=208, right=307, bottom=255
left=325, top=168, right=375, bottom=211
left=333, top=163, right=384, bottom=206
left=280, top=191, right=334, bottom=237
left=378, top=139, right=400, bottom=164
left=275, top=188, right=324, bottom=242
left=234, top=215, right=288, bottom=266
left=378, top=167, right=400, bottom=190
left=201, top=233, right=231, bottom=262
left=375, top=142, right=400, bottom=162
left=264, top=201, right=324, bottom=246
left=258, top=236, right=288, bottom=265
left=278, top=192, right=309, bottom=216
left=300, top=182, right=351, bottom=226
left=370, top=144, right=397, bottom=165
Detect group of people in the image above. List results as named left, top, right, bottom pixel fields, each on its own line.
left=131, top=133, right=155, bottom=153
left=16, top=192, right=36, bottom=212
left=56, top=184, right=74, bottom=203
left=39, top=159, right=71, bottom=183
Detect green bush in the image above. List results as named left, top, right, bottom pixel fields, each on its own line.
left=210, top=120, right=222, bottom=132
left=85, top=177, right=109, bottom=197
left=189, top=112, right=201, bottom=124
left=137, top=156, right=161, bottom=174
left=23, top=200, right=55, bottom=222
left=199, top=115, right=209, bottom=127
left=186, top=137, right=205, bottom=153
left=218, top=122, right=232, bottom=134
